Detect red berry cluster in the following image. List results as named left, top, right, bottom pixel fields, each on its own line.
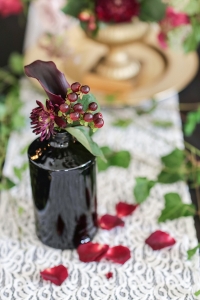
left=59, top=82, right=104, bottom=129
left=78, top=11, right=97, bottom=31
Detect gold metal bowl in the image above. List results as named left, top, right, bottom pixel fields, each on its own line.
left=24, top=24, right=199, bottom=107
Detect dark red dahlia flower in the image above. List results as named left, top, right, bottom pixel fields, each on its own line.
left=24, top=60, right=70, bottom=106
left=30, top=100, right=56, bottom=141
left=95, top=0, right=139, bottom=23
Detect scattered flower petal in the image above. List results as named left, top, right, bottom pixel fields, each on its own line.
left=105, top=272, right=113, bottom=279
left=77, top=242, right=109, bottom=262
left=116, top=202, right=138, bottom=217
left=99, top=214, right=124, bottom=230
left=145, top=230, right=176, bottom=250
left=105, top=245, right=131, bottom=264
left=40, top=265, right=68, bottom=286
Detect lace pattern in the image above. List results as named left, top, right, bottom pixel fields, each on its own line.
left=1, top=87, right=200, bottom=299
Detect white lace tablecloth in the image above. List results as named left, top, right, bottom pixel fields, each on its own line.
left=1, top=83, right=200, bottom=300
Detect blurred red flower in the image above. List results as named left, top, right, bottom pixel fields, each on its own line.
left=95, top=0, right=139, bottom=23
left=0, top=0, right=23, bottom=17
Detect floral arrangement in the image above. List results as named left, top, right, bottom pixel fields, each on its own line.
left=24, top=60, right=105, bottom=158
left=62, top=0, right=167, bottom=34
left=157, top=2, right=199, bottom=52
left=61, top=0, right=200, bottom=53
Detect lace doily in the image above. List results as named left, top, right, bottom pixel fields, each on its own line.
left=1, top=85, right=200, bottom=299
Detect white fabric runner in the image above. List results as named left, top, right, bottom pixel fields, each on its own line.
left=1, top=81, right=200, bottom=299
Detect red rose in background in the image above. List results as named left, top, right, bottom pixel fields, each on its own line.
left=95, top=0, right=139, bottom=23
left=158, top=7, right=190, bottom=48
left=0, top=0, right=23, bottom=17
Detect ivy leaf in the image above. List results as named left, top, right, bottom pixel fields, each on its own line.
left=66, top=126, right=105, bottom=161
left=158, top=193, right=196, bottom=223
left=139, top=0, right=166, bottom=22
left=187, top=243, right=200, bottom=260
left=14, top=162, right=28, bottom=180
left=135, top=99, right=157, bottom=115
left=112, top=119, right=132, bottom=128
left=184, top=107, right=200, bottom=136
left=8, top=52, right=24, bottom=75
left=61, top=0, right=92, bottom=17
left=0, top=177, right=16, bottom=190
left=194, top=290, right=200, bottom=297
left=97, top=146, right=131, bottom=171
left=18, top=207, right=24, bottom=216
left=77, top=93, right=100, bottom=113
left=133, top=177, right=155, bottom=204
left=151, top=120, right=173, bottom=128
left=161, top=148, right=185, bottom=170
left=157, top=169, right=184, bottom=184
left=105, top=94, right=116, bottom=103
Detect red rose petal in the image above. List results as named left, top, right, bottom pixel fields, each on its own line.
left=77, top=242, right=109, bottom=262
left=116, top=202, right=138, bottom=217
left=105, top=272, right=113, bottom=279
left=145, top=230, right=176, bottom=250
left=99, top=214, right=124, bottom=230
left=40, top=265, right=68, bottom=286
left=105, top=245, right=131, bottom=264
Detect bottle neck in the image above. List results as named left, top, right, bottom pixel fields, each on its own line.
left=49, top=131, right=72, bottom=148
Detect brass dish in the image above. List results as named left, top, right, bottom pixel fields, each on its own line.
left=24, top=25, right=199, bottom=107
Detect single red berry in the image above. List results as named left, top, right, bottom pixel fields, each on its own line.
left=67, top=92, right=78, bottom=102
left=88, top=102, right=98, bottom=111
left=59, top=103, right=70, bottom=113
left=70, top=112, right=80, bottom=121
left=94, top=118, right=104, bottom=128
left=80, top=85, right=90, bottom=94
left=83, top=113, right=93, bottom=122
left=73, top=103, right=83, bottom=112
left=93, top=112, right=103, bottom=122
left=78, top=11, right=91, bottom=22
left=88, top=21, right=96, bottom=31
left=71, top=82, right=81, bottom=92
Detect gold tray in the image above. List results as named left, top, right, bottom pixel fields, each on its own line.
left=24, top=25, right=199, bottom=107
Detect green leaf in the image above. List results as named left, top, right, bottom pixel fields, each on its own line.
left=161, top=148, right=185, bottom=170
left=66, top=126, right=105, bottom=160
left=194, top=290, right=200, bottom=297
left=157, top=169, right=184, bottom=184
left=139, top=0, right=166, bottom=22
left=184, top=107, right=200, bottom=136
left=78, top=93, right=100, bottom=112
left=18, top=207, right=24, bottom=216
left=187, top=243, right=200, bottom=260
left=62, top=0, right=94, bottom=18
left=158, top=193, right=196, bottom=222
left=184, top=31, right=198, bottom=53
left=13, top=162, right=28, bottom=180
left=97, top=146, right=131, bottom=172
left=8, top=52, right=24, bottom=75
left=151, top=120, right=173, bottom=128
left=112, top=119, right=132, bottom=128
left=105, top=94, right=116, bottom=103
left=135, top=99, right=157, bottom=115
left=133, top=177, right=155, bottom=204
left=109, top=151, right=131, bottom=168
left=0, top=177, right=16, bottom=190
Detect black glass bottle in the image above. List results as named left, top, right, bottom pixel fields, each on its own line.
left=28, top=131, right=98, bottom=250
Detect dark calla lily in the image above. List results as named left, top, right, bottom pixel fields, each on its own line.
left=24, top=60, right=70, bottom=105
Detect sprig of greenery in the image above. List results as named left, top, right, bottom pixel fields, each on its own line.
left=97, top=146, right=131, bottom=171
